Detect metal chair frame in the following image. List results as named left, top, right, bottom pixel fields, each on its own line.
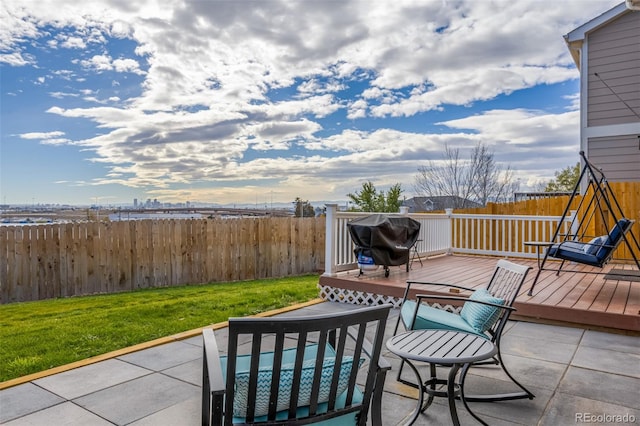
left=202, top=304, right=392, bottom=426
left=394, top=259, right=535, bottom=403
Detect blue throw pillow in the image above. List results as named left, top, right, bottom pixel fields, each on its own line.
left=460, top=288, right=505, bottom=333
left=232, top=354, right=364, bottom=418
left=583, top=236, right=604, bottom=255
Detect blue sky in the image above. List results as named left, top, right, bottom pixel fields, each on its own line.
left=0, top=0, right=622, bottom=207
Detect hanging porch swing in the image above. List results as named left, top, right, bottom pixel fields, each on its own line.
left=527, top=151, right=640, bottom=296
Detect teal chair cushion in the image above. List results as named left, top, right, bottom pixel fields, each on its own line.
left=401, top=300, right=485, bottom=337
left=231, top=387, right=363, bottom=425
left=221, top=343, right=364, bottom=420
left=460, top=288, right=505, bottom=333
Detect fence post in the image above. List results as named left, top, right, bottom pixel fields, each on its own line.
left=445, top=208, right=454, bottom=255
left=324, top=204, right=338, bottom=277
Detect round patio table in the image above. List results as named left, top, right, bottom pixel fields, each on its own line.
left=386, top=329, right=497, bottom=426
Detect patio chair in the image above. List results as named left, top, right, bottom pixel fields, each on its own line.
left=394, top=259, right=535, bottom=402
left=202, top=304, right=392, bottom=426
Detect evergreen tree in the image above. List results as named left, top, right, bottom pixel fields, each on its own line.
left=545, top=163, right=580, bottom=192
left=347, top=181, right=403, bottom=212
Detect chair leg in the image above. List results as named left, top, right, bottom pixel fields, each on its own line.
left=396, top=358, right=420, bottom=389
left=463, top=348, right=535, bottom=402
left=370, top=369, right=388, bottom=426
left=528, top=267, right=544, bottom=296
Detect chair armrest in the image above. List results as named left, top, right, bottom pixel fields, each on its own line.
left=415, top=294, right=516, bottom=312
left=202, top=329, right=225, bottom=426
left=203, top=329, right=225, bottom=394
left=370, top=355, right=390, bottom=426
left=377, top=353, right=391, bottom=371
left=406, top=280, right=475, bottom=293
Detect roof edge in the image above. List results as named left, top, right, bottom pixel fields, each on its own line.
left=565, top=2, right=630, bottom=43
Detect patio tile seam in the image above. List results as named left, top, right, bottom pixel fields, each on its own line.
left=567, top=363, right=640, bottom=381
left=66, top=400, right=115, bottom=426
left=533, top=333, right=578, bottom=425
left=552, top=388, right=640, bottom=412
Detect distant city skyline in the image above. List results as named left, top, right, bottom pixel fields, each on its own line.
left=0, top=0, right=621, bottom=206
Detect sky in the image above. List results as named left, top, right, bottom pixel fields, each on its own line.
left=0, top=0, right=623, bottom=207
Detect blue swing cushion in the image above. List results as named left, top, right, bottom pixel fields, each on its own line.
left=221, top=343, right=364, bottom=419
left=460, top=289, right=505, bottom=333
left=583, top=236, right=605, bottom=255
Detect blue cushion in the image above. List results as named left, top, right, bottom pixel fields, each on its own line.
left=548, top=242, right=601, bottom=265
left=221, top=343, right=364, bottom=418
left=460, top=289, right=505, bottom=333
left=400, top=300, right=485, bottom=337
left=231, top=385, right=363, bottom=425
left=583, top=236, right=604, bottom=255
left=597, top=219, right=630, bottom=259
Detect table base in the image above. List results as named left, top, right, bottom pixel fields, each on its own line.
left=400, top=360, right=489, bottom=426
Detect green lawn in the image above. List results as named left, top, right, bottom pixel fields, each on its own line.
left=0, top=275, right=320, bottom=383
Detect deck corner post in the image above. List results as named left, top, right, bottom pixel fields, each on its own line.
left=445, top=208, right=454, bottom=255
left=323, top=204, right=338, bottom=277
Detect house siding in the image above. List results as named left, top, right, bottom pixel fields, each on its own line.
left=588, top=135, right=640, bottom=181
left=586, top=11, right=640, bottom=127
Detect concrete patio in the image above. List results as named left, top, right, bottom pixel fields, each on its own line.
left=1, top=301, right=639, bottom=425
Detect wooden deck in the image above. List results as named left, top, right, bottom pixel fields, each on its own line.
left=318, top=254, right=640, bottom=333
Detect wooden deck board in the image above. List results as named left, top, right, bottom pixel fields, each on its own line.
left=319, top=254, right=640, bottom=332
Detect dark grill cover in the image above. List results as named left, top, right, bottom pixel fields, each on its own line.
left=348, top=215, right=421, bottom=266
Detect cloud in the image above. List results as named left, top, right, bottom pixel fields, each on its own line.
left=79, top=54, right=144, bottom=75
left=0, top=52, right=34, bottom=66
left=19, top=131, right=66, bottom=139
left=0, top=0, right=620, bottom=204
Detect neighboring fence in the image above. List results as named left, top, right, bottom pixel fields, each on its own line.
left=0, top=217, right=325, bottom=303
left=3, top=184, right=638, bottom=303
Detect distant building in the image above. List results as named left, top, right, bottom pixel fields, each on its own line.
left=402, top=196, right=482, bottom=213
left=513, top=192, right=572, bottom=202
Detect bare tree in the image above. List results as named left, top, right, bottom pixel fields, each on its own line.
left=472, top=143, right=519, bottom=205
left=414, top=143, right=519, bottom=207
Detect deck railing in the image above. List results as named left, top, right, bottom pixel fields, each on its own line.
left=323, top=204, right=573, bottom=276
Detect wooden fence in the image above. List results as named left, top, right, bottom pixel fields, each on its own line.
left=0, top=217, right=325, bottom=304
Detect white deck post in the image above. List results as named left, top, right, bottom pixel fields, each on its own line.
left=569, top=210, right=579, bottom=238
left=324, top=204, right=338, bottom=276
left=445, top=208, right=454, bottom=255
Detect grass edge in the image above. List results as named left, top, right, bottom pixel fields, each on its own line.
left=0, top=297, right=326, bottom=391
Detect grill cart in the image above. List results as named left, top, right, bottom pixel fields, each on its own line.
left=348, top=214, right=421, bottom=277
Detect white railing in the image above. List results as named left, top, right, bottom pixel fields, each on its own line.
left=323, top=204, right=574, bottom=276
left=451, top=213, right=573, bottom=257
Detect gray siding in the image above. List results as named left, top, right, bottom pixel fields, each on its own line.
left=588, top=135, right=640, bottom=181
left=587, top=11, right=640, bottom=127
